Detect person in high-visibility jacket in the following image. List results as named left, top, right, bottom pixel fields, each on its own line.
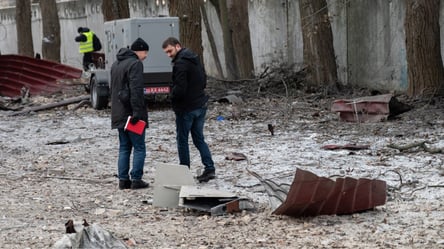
left=75, top=27, right=101, bottom=71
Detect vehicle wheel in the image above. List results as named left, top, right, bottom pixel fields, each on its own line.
left=90, top=76, right=108, bottom=110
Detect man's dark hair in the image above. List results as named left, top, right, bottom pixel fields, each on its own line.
left=162, top=37, right=181, bottom=49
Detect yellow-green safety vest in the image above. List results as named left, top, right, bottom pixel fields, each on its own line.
left=79, top=31, right=94, bottom=53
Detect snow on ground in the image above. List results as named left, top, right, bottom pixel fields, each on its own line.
left=0, top=85, right=443, bottom=248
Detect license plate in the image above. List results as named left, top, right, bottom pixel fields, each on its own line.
left=144, top=86, right=170, bottom=94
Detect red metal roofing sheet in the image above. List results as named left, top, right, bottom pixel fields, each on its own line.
left=331, top=94, right=392, bottom=122
left=272, top=168, right=386, bottom=217
left=0, top=54, right=82, bottom=97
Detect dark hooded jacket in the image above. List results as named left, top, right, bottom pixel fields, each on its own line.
left=110, top=48, right=148, bottom=129
left=170, top=48, right=209, bottom=113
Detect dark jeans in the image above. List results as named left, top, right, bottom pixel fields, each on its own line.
left=117, top=128, right=146, bottom=180
left=175, top=107, right=214, bottom=170
left=82, top=52, right=93, bottom=71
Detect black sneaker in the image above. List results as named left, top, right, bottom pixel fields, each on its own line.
left=131, top=179, right=149, bottom=189
left=196, top=169, right=216, bottom=183
left=119, top=179, right=131, bottom=190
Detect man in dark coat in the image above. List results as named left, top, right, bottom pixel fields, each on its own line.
left=162, top=37, right=215, bottom=183
left=110, top=38, right=150, bottom=190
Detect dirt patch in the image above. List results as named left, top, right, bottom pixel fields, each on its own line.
left=0, top=81, right=443, bottom=248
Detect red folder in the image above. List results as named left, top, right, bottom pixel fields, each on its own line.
left=124, top=116, right=146, bottom=135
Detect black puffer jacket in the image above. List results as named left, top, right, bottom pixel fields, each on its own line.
left=170, top=48, right=209, bottom=113
left=110, top=48, right=148, bottom=129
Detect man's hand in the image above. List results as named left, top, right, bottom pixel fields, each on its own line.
left=130, top=117, right=140, bottom=125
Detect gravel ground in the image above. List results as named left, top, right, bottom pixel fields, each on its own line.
left=0, top=83, right=443, bottom=249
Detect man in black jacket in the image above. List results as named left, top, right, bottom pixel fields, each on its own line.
left=110, top=38, right=150, bottom=190
left=162, top=37, right=216, bottom=182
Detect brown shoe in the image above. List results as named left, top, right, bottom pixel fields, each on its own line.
left=131, top=179, right=149, bottom=189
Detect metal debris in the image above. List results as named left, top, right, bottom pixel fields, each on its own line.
left=0, top=54, right=82, bottom=97
left=153, top=163, right=196, bottom=208
left=179, top=185, right=254, bottom=216
left=247, top=170, right=290, bottom=210
left=153, top=163, right=254, bottom=215
left=274, top=168, right=386, bottom=217
left=331, top=94, right=411, bottom=122
left=250, top=168, right=386, bottom=217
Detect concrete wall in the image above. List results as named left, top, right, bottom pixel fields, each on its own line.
left=346, top=0, right=407, bottom=91
left=0, top=0, right=438, bottom=92
left=202, top=0, right=303, bottom=78
left=0, top=0, right=168, bottom=68
left=0, top=0, right=15, bottom=8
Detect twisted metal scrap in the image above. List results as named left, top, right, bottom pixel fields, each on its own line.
left=250, top=168, right=387, bottom=217
left=247, top=169, right=290, bottom=210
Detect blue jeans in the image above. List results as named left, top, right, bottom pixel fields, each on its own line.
left=117, top=128, right=146, bottom=180
left=175, top=107, right=214, bottom=170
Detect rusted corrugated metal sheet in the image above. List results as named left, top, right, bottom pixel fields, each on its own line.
left=0, top=54, right=82, bottom=97
left=331, top=94, right=393, bottom=122
left=272, top=168, right=386, bottom=217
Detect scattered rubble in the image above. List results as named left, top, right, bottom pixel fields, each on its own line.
left=0, top=81, right=443, bottom=248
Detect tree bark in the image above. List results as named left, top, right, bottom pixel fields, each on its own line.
left=210, top=0, right=254, bottom=80
left=201, top=4, right=224, bottom=78
left=16, top=0, right=34, bottom=57
left=39, top=0, right=61, bottom=62
left=227, top=0, right=254, bottom=78
left=169, top=0, right=204, bottom=64
left=299, top=0, right=338, bottom=87
left=102, top=0, right=130, bottom=22
left=405, top=0, right=444, bottom=96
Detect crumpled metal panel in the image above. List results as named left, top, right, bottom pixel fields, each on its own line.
left=178, top=186, right=255, bottom=216
left=331, top=94, right=392, bottom=122
left=0, top=54, right=82, bottom=97
left=247, top=170, right=290, bottom=210
left=272, top=168, right=386, bottom=217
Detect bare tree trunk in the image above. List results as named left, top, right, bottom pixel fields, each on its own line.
left=16, top=0, right=34, bottom=57
left=211, top=0, right=238, bottom=80
left=102, top=0, right=130, bottom=22
left=169, top=0, right=204, bottom=64
left=210, top=0, right=254, bottom=80
left=227, top=0, right=254, bottom=78
left=299, top=0, right=338, bottom=88
left=201, top=4, right=224, bottom=78
left=39, top=0, right=60, bottom=62
left=405, top=0, right=444, bottom=96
